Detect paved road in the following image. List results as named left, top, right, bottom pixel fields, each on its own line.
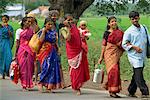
left=0, top=79, right=146, bottom=100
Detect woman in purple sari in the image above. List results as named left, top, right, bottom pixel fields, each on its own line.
left=15, top=17, right=35, bottom=91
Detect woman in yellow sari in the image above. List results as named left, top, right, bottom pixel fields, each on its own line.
left=98, top=16, right=124, bottom=98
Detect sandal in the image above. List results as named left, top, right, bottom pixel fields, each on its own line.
left=2, top=74, right=5, bottom=79
left=62, top=84, right=71, bottom=89
left=110, top=93, right=121, bottom=98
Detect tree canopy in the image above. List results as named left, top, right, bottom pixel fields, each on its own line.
left=134, top=0, right=150, bottom=14
left=94, top=0, right=150, bottom=16
left=0, top=0, right=16, bottom=14
left=82, top=0, right=150, bottom=17
left=48, top=0, right=94, bottom=18
left=0, top=0, right=149, bottom=17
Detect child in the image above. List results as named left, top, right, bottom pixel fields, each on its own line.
left=78, top=20, right=91, bottom=53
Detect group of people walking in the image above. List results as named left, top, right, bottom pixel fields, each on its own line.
left=98, top=11, right=150, bottom=98
left=0, top=10, right=149, bottom=98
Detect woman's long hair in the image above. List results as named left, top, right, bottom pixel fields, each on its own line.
left=44, top=17, right=53, bottom=26
left=103, top=16, right=118, bottom=41
left=106, top=16, right=118, bottom=30
left=21, top=17, right=29, bottom=29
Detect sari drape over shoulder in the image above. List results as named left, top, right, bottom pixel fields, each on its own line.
left=0, top=25, right=14, bottom=76
left=102, top=29, right=124, bottom=93
left=17, top=28, right=35, bottom=88
left=66, top=24, right=90, bottom=90
left=37, top=30, right=61, bottom=89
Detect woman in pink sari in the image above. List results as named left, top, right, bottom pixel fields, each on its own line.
left=60, top=14, right=90, bottom=95
left=15, top=17, right=35, bottom=91
left=98, top=16, right=124, bottom=98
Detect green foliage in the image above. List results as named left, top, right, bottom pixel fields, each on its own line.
left=80, top=16, right=150, bottom=81
left=0, top=0, right=16, bottom=14
left=1, top=0, right=50, bottom=13
left=82, top=4, right=99, bottom=17
left=83, top=0, right=150, bottom=17
left=95, top=2, right=115, bottom=16
left=91, top=0, right=128, bottom=16
left=23, top=0, right=49, bottom=11
left=134, top=0, right=150, bottom=15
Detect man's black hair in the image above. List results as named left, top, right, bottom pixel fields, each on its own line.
left=129, top=11, right=139, bottom=18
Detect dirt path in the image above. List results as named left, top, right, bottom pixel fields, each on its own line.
left=63, top=71, right=150, bottom=96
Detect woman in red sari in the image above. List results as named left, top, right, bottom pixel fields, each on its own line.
left=98, top=16, right=124, bottom=98
left=60, top=14, right=90, bottom=95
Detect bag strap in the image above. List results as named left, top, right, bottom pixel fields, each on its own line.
left=143, top=25, right=149, bottom=44
left=36, top=29, right=42, bottom=34
left=143, top=25, right=148, bottom=35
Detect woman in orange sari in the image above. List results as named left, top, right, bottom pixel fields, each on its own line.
left=98, top=16, right=124, bottom=98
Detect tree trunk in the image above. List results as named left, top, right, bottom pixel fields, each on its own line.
left=48, top=0, right=94, bottom=19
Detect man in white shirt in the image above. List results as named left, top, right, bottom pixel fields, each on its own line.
left=122, top=11, right=149, bottom=98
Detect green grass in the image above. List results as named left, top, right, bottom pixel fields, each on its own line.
left=81, top=16, right=150, bottom=81
left=6, top=15, right=150, bottom=81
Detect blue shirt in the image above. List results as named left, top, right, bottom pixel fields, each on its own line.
left=122, top=24, right=150, bottom=68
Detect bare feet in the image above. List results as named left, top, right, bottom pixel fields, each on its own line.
left=72, top=89, right=81, bottom=95
left=61, top=83, right=65, bottom=89
left=34, top=81, right=38, bottom=86
left=76, top=89, right=81, bottom=96
left=102, top=82, right=108, bottom=90
left=45, top=89, right=51, bottom=93
left=38, top=84, right=43, bottom=93
left=22, top=87, right=28, bottom=92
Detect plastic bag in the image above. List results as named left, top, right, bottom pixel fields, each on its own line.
left=10, top=60, right=19, bottom=84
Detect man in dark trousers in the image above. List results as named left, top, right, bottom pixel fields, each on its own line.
left=122, top=11, right=150, bottom=98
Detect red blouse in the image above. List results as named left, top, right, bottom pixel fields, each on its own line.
left=102, top=29, right=124, bottom=46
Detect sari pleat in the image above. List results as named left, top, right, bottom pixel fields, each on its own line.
left=38, top=30, right=61, bottom=90
left=17, top=28, right=35, bottom=88
left=66, top=24, right=90, bottom=90
left=70, top=51, right=90, bottom=90
left=103, top=29, right=124, bottom=93
left=0, top=25, right=13, bottom=76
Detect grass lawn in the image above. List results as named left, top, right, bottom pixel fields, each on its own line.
left=6, top=15, right=150, bottom=81
left=81, top=16, right=150, bottom=81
